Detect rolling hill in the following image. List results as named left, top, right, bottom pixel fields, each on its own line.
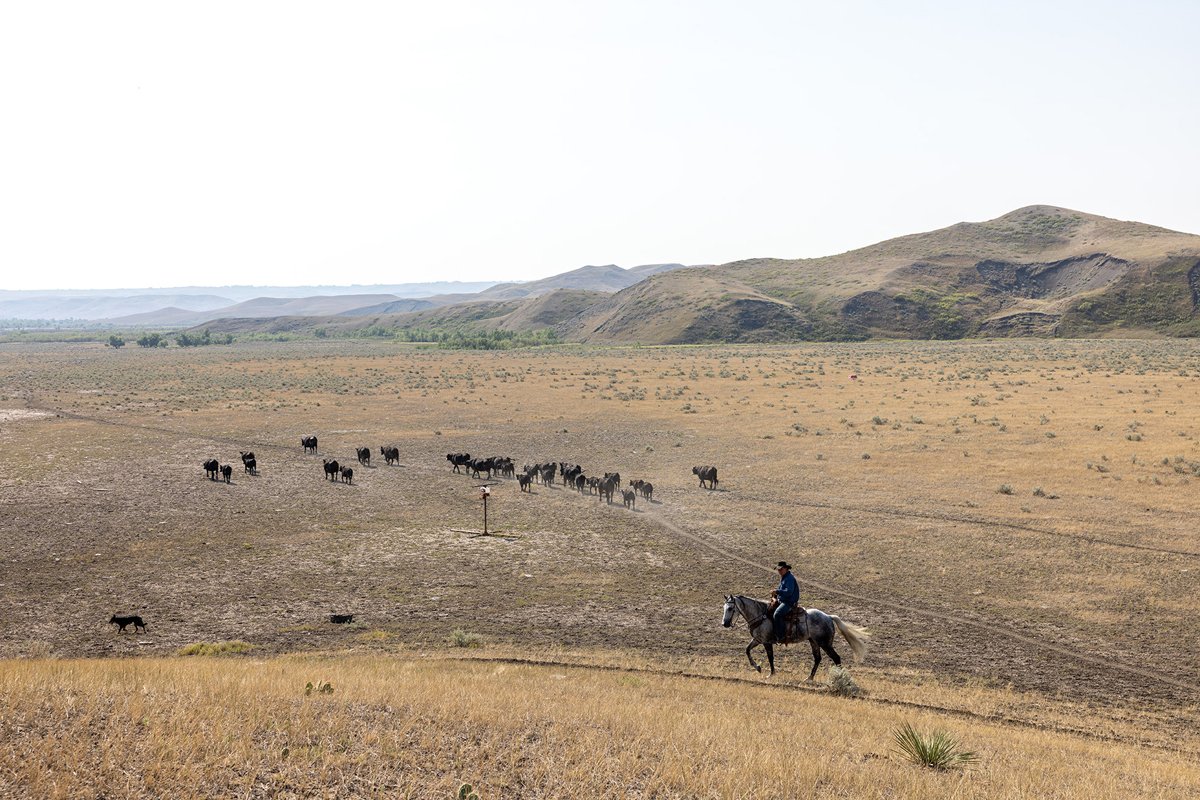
left=192, top=207, right=1200, bottom=343
left=561, top=206, right=1200, bottom=343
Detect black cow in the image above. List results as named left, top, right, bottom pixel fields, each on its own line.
left=598, top=476, right=617, bottom=504
left=340, top=466, right=354, bottom=484
left=220, top=464, right=233, bottom=483
left=469, top=458, right=495, bottom=479
left=517, top=473, right=532, bottom=492
left=323, top=459, right=340, bottom=481
left=240, top=451, right=257, bottom=475
left=447, top=453, right=470, bottom=473
left=693, top=465, right=718, bottom=489
left=380, top=446, right=400, bottom=465
left=622, top=489, right=636, bottom=509
left=302, top=436, right=318, bottom=454
left=329, top=613, right=354, bottom=624
left=356, top=447, right=371, bottom=466
left=203, top=459, right=220, bottom=480
left=575, top=473, right=588, bottom=493
left=109, top=614, right=147, bottom=633
left=640, top=481, right=654, bottom=502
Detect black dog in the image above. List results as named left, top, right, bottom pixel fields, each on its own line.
left=329, top=613, right=354, bottom=624
left=109, top=614, right=148, bottom=633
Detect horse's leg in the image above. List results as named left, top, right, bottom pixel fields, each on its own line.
left=821, top=640, right=842, bottom=669
left=808, top=639, right=822, bottom=681
left=765, top=642, right=775, bottom=676
left=745, top=641, right=761, bottom=672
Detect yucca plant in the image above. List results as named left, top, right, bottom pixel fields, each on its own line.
left=891, top=722, right=979, bottom=770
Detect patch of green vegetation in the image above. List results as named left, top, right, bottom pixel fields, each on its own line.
left=891, top=288, right=982, bottom=338
left=176, top=328, right=234, bottom=347
left=350, top=326, right=563, bottom=349
left=178, top=640, right=254, bottom=656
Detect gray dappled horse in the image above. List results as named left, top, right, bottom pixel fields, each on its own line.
left=722, top=594, right=869, bottom=679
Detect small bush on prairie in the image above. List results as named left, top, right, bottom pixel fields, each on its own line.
left=997, top=484, right=1014, bottom=495
left=450, top=629, right=483, bottom=648
left=828, top=665, right=863, bottom=697
left=892, top=722, right=979, bottom=771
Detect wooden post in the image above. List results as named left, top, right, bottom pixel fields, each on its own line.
left=480, top=486, right=491, bottom=535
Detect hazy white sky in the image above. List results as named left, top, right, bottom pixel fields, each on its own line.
left=3, top=1, right=1198, bottom=290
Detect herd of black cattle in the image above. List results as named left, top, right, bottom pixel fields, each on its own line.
left=113, top=441, right=720, bottom=634
left=198, top=436, right=720, bottom=512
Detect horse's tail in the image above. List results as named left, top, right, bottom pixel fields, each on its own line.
left=829, top=615, right=870, bottom=661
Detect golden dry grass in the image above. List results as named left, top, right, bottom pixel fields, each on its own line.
left=1, top=655, right=1197, bottom=799
left=3, top=338, right=1200, bottom=796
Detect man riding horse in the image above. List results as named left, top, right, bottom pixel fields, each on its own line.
left=769, top=561, right=800, bottom=642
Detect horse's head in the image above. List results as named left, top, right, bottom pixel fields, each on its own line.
left=722, top=595, right=736, bottom=628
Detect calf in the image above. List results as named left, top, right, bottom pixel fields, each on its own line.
left=220, top=464, right=233, bottom=483
left=109, top=614, right=148, bottom=633
left=203, top=459, right=219, bottom=480
left=622, top=489, right=636, bottom=509
left=517, top=473, right=532, bottom=492
left=340, top=466, right=354, bottom=484
left=356, top=447, right=371, bottom=466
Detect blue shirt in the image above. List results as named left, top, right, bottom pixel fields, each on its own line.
left=776, top=571, right=799, bottom=606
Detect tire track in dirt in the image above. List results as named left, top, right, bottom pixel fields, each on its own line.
left=27, top=404, right=350, bottom=456
left=636, top=506, right=1200, bottom=698
left=727, top=488, right=1200, bottom=559
left=431, top=653, right=1200, bottom=756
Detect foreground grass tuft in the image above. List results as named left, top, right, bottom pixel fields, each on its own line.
left=178, top=640, right=254, bottom=656
left=892, top=721, right=980, bottom=770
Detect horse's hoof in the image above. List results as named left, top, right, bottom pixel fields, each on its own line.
left=754, top=665, right=761, bottom=673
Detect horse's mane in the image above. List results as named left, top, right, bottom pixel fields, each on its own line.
left=734, top=594, right=770, bottom=611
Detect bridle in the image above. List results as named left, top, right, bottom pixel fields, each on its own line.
left=727, top=595, right=769, bottom=632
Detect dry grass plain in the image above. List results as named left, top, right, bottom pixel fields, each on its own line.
left=1, top=338, right=1199, bottom=797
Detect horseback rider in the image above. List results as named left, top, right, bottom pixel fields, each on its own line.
left=769, top=561, right=799, bottom=642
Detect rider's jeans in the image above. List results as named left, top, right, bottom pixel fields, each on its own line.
left=772, top=603, right=793, bottom=637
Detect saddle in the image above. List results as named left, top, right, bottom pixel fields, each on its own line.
left=768, top=602, right=807, bottom=644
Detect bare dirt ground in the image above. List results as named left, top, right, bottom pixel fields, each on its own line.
left=1, top=339, right=1198, bottom=746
